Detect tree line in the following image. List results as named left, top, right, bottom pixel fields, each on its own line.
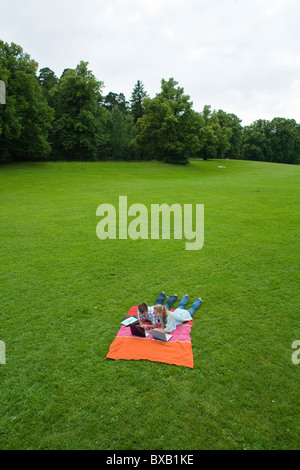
left=1, top=40, right=300, bottom=165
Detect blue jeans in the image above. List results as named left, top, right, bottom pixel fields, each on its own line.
left=153, top=292, right=177, bottom=310
left=177, top=294, right=202, bottom=316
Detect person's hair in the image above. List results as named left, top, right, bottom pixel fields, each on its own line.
left=154, top=304, right=169, bottom=329
left=138, top=302, right=148, bottom=313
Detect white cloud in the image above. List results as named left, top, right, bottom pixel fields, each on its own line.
left=1, top=0, right=300, bottom=124
left=138, top=0, right=164, bottom=14
left=254, top=0, right=295, bottom=19
left=187, top=47, right=213, bottom=62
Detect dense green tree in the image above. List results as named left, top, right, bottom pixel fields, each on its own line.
left=242, top=118, right=300, bottom=164
left=50, top=61, right=107, bottom=160
left=215, top=109, right=242, bottom=159
left=210, top=113, right=232, bottom=158
left=0, top=41, right=54, bottom=162
left=103, top=106, right=136, bottom=160
left=132, top=78, right=202, bottom=164
left=197, top=106, right=231, bottom=160
left=130, top=80, right=148, bottom=124
left=103, top=91, right=129, bottom=114
left=37, top=67, right=59, bottom=108
left=38, top=67, right=58, bottom=92
left=242, top=120, right=272, bottom=162
left=198, top=125, right=218, bottom=160
left=268, top=118, right=300, bottom=164
left=1, top=39, right=300, bottom=165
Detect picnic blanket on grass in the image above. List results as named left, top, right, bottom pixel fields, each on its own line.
left=106, top=306, right=194, bottom=368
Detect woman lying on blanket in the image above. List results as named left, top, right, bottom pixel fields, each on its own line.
left=153, top=294, right=203, bottom=333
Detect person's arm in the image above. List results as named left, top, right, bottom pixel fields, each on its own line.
left=151, top=319, right=172, bottom=333
left=152, top=327, right=174, bottom=335
left=138, top=309, right=146, bottom=327
left=152, top=327, right=167, bottom=333
left=144, top=321, right=159, bottom=329
left=144, top=310, right=160, bottom=329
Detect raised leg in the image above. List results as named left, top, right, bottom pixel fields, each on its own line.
left=153, top=292, right=168, bottom=305
left=164, top=294, right=178, bottom=310
left=177, top=294, right=189, bottom=310
left=188, top=298, right=203, bottom=316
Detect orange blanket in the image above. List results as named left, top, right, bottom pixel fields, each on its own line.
left=106, top=306, right=194, bottom=368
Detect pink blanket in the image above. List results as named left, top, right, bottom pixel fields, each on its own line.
left=106, top=306, right=194, bottom=368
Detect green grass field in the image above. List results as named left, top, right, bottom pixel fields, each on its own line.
left=0, top=159, right=299, bottom=450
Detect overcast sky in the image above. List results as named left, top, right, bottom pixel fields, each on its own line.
left=2, top=0, right=300, bottom=125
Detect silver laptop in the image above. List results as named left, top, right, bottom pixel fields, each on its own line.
left=151, top=329, right=173, bottom=342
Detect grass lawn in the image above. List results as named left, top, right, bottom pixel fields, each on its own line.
left=0, top=159, right=299, bottom=450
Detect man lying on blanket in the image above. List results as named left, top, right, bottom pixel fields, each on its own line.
left=137, top=292, right=178, bottom=330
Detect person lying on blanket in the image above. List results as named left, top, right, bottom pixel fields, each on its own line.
left=153, top=294, right=203, bottom=333
left=138, top=292, right=178, bottom=329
